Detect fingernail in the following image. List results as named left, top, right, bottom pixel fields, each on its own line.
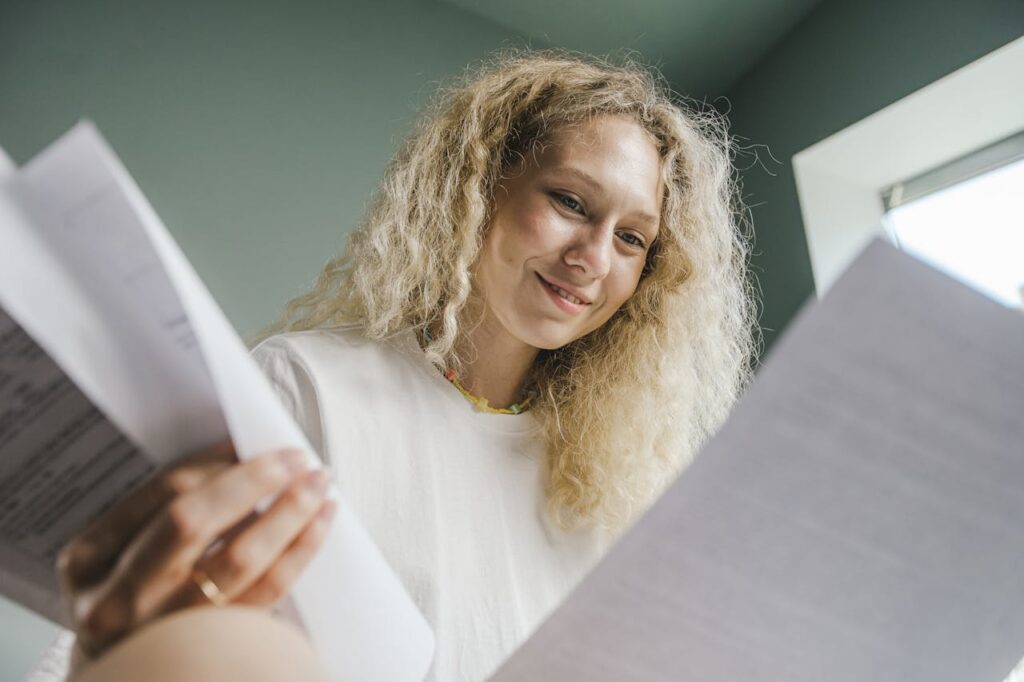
left=305, top=469, right=330, bottom=495
left=280, top=449, right=308, bottom=474
left=318, top=499, right=338, bottom=523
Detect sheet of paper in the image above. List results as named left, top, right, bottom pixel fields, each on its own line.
left=491, top=240, right=1024, bottom=682
left=0, top=308, right=155, bottom=619
left=0, top=146, right=13, bottom=177
left=0, top=123, right=433, bottom=681
left=0, top=128, right=226, bottom=464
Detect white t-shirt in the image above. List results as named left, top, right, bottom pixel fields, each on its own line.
left=251, top=327, right=609, bottom=681
left=27, top=326, right=607, bottom=682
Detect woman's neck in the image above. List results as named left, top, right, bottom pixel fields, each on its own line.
left=453, top=313, right=539, bottom=410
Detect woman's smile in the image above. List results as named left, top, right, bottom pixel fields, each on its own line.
left=536, top=272, right=591, bottom=312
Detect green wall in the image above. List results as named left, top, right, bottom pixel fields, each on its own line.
left=0, top=1, right=524, bottom=677
left=1, top=0, right=527, bottom=339
left=723, top=0, right=1024, bottom=352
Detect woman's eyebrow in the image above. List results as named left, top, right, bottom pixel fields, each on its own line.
left=550, top=165, right=604, bottom=191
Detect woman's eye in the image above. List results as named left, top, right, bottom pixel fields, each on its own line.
left=552, top=192, right=584, bottom=214
left=618, top=232, right=646, bottom=249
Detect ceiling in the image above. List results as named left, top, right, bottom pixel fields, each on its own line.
left=436, top=0, right=823, bottom=96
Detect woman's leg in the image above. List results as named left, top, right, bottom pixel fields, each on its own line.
left=76, top=606, right=330, bottom=682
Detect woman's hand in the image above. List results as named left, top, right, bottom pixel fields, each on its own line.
left=57, top=440, right=337, bottom=660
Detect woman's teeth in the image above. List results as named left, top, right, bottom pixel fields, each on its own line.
left=546, top=281, right=583, bottom=305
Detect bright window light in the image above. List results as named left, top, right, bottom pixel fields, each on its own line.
left=885, top=158, right=1024, bottom=308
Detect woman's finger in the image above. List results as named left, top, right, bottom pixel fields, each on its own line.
left=194, top=469, right=331, bottom=601
left=58, top=441, right=235, bottom=589
left=72, top=448, right=313, bottom=655
left=100, top=448, right=312, bottom=623
left=234, top=499, right=338, bottom=607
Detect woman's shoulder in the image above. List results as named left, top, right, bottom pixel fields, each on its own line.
left=253, top=324, right=370, bottom=358
left=251, top=325, right=427, bottom=388
left=250, top=326, right=424, bottom=466
left=254, top=325, right=403, bottom=367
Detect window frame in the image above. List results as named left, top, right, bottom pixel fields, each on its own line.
left=791, top=36, right=1024, bottom=296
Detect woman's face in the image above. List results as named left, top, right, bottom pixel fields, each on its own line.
left=474, top=115, right=664, bottom=351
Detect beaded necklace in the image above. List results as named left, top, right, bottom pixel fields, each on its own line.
left=420, top=328, right=534, bottom=415
left=442, top=368, right=534, bottom=415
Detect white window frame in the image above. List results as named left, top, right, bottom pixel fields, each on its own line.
left=881, top=129, right=1024, bottom=213
left=792, top=35, right=1024, bottom=296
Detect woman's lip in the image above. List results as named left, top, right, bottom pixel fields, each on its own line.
left=536, top=273, right=592, bottom=304
left=536, top=273, right=589, bottom=313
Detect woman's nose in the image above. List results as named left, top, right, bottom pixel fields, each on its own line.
left=563, top=224, right=614, bottom=279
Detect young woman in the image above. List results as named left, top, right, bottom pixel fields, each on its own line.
left=42, top=50, right=756, bottom=681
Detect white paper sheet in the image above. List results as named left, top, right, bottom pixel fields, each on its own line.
left=0, top=307, right=155, bottom=619
left=0, top=123, right=433, bottom=681
left=491, top=240, right=1024, bottom=682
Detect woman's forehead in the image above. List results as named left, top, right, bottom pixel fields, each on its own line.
left=530, top=117, right=664, bottom=220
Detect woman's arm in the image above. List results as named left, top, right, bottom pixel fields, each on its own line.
left=75, top=606, right=329, bottom=682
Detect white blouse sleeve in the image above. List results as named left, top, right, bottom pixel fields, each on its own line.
left=250, top=336, right=329, bottom=467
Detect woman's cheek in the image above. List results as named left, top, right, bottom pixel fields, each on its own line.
left=521, top=206, right=565, bottom=249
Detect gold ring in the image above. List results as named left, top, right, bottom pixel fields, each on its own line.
left=191, top=567, right=229, bottom=607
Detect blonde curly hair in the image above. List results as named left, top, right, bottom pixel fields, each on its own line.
left=254, top=49, right=758, bottom=531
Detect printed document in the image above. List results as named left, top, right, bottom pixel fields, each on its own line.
left=0, top=122, right=434, bottom=682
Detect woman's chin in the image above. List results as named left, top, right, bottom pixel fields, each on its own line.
left=514, top=323, right=585, bottom=352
